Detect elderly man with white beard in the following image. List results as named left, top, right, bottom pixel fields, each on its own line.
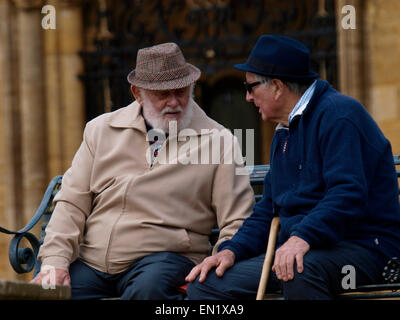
left=30, top=42, right=254, bottom=300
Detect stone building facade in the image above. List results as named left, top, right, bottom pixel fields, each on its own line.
left=0, top=0, right=399, bottom=280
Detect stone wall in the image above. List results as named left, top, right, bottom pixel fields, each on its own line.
left=0, top=0, right=85, bottom=280
left=364, top=0, right=400, bottom=154
left=337, top=0, right=400, bottom=152
left=0, top=43, right=14, bottom=281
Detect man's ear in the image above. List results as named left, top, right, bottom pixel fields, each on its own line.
left=130, top=85, right=143, bottom=104
left=271, top=79, right=285, bottom=100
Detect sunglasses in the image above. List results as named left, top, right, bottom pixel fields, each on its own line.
left=243, top=80, right=267, bottom=94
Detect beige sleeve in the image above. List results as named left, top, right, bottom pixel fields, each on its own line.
left=211, top=135, right=255, bottom=253
left=38, top=124, right=95, bottom=270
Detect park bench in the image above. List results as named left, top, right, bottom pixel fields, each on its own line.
left=0, top=155, right=399, bottom=299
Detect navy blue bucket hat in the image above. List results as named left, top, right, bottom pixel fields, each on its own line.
left=235, top=35, right=318, bottom=81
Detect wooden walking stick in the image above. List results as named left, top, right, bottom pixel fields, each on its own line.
left=256, top=216, right=280, bottom=300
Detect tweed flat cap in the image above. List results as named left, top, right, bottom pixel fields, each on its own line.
left=127, top=42, right=201, bottom=90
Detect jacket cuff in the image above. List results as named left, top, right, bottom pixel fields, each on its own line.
left=217, top=241, right=242, bottom=261
left=290, top=231, right=313, bottom=248
left=41, top=256, right=70, bottom=271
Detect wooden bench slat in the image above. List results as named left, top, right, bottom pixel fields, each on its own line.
left=0, top=280, right=70, bottom=300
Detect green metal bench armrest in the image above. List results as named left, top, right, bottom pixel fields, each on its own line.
left=0, top=175, right=62, bottom=273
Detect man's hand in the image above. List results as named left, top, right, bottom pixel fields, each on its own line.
left=272, top=235, right=310, bottom=282
left=30, top=267, right=71, bottom=287
left=185, top=249, right=235, bottom=283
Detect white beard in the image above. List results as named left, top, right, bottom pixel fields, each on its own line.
left=142, top=98, right=194, bottom=133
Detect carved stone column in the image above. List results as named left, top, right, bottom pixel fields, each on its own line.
left=362, top=0, right=400, bottom=155
left=0, top=0, right=23, bottom=280
left=0, top=0, right=23, bottom=233
left=336, top=0, right=400, bottom=154
left=58, top=0, right=85, bottom=170
left=14, top=0, right=48, bottom=225
left=44, top=0, right=63, bottom=177
left=336, top=0, right=367, bottom=106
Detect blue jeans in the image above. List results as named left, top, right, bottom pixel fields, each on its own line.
left=69, top=252, right=195, bottom=300
left=187, top=241, right=383, bottom=300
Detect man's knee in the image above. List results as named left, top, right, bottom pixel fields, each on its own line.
left=186, top=273, right=230, bottom=300
left=119, top=256, right=191, bottom=300
left=121, top=273, right=185, bottom=300
left=126, top=281, right=177, bottom=300
left=69, top=259, right=116, bottom=299
left=281, top=253, right=334, bottom=300
left=186, top=280, right=206, bottom=300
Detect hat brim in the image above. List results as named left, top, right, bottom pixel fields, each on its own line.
left=234, top=63, right=319, bottom=81
left=127, top=64, right=201, bottom=90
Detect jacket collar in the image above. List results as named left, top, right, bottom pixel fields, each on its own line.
left=108, top=101, right=147, bottom=132
left=288, top=80, right=317, bottom=123
left=275, top=79, right=331, bottom=131
left=184, top=99, right=220, bottom=136
left=301, top=79, right=331, bottom=117
left=108, top=100, right=217, bottom=137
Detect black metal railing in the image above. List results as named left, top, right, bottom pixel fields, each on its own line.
left=80, top=0, right=337, bottom=122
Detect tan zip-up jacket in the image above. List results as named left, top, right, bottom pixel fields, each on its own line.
left=38, top=100, right=254, bottom=274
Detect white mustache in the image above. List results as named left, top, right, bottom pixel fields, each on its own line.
left=161, top=106, right=183, bottom=115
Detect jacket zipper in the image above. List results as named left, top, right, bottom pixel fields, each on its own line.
left=104, top=170, right=134, bottom=273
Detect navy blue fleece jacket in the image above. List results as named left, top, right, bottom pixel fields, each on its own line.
left=219, top=80, right=400, bottom=270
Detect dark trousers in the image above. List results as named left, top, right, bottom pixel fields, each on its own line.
left=69, top=252, right=195, bottom=300
left=187, top=241, right=383, bottom=300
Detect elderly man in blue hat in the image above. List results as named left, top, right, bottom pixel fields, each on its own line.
left=185, top=35, right=400, bottom=299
